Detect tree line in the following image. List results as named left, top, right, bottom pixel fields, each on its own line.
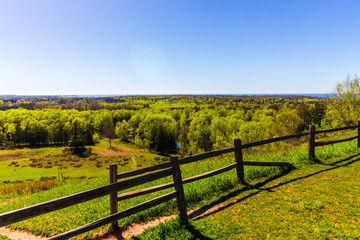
left=1, top=75, right=359, bottom=155
left=0, top=96, right=327, bottom=155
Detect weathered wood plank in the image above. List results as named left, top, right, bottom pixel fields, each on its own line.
left=315, top=135, right=358, bottom=147
left=315, top=125, right=357, bottom=134
left=178, top=147, right=235, bottom=165
left=171, top=156, right=188, bottom=224
left=117, top=161, right=172, bottom=179
left=117, top=182, right=174, bottom=201
left=234, top=139, right=245, bottom=184
left=182, top=163, right=237, bottom=185
left=47, top=191, right=177, bottom=240
left=0, top=168, right=173, bottom=227
left=109, top=163, right=118, bottom=228
left=242, top=132, right=309, bottom=149
left=357, top=120, right=360, bottom=148
left=243, top=161, right=292, bottom=167
left=309, top=125, right=316, bottom=158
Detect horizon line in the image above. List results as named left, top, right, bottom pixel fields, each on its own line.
left=0, top=93, right=331, bottom=97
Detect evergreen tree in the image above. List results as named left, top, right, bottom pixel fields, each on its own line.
left=68, top=119, right=85, bottom=153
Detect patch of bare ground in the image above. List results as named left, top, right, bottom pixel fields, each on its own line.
left=0, top=155, right=25, bottom=161
left=92, top=215, right=176, bottom=240
left=0, top=204, right=227, bottom=240
left=97, top=148, right=134, bottom=157
left=94, top=205, right=225, bottom=240
left=0, top=227, right=45, bottom=240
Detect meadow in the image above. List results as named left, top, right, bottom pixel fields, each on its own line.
left=134, top=149, right=360, bottom=239
left=0, top=140, right=167, bottom=185
left=1, top=128, right=359, bottom=239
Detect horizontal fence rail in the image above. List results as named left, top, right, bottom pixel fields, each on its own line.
left=309, top=121, right=359, bottom=158
left=179, top=147, right=235, bottom=165
left=182, top=162, right=238, bottom=185
left=116, top=161, right=172, bottom=179
left=117, top=182, right=175, bottom=201
left=1, top=121, right=359, bottom=240
left=315, top=125, right=357, bottom=134
left=242, top=132, right=310, bottom=149
left=243, top=161, right=292, bottom=167
left=315, top=135, right=359, bottom=147
left=47, top=191, right=177, bottom=240
left=0, top=168, right=173, bottom=227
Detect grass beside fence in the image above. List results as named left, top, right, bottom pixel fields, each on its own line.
left=1, top=131, right=359, bottom=239
left=133, top=150, right=360, bottom=239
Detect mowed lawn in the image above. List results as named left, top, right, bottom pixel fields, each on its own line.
left=134, top=153, right=360, bottom=239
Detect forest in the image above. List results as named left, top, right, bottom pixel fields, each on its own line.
left=0, top=76, right=359, bottom=157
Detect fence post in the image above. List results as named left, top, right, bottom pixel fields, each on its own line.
left=234, top=139, right=245, bottom=184
left=170, top=156, right=188, bottom=224
left=309, top=125, right=315, bottom=159
left=358, top=120, right=360, bottom=148
left=109, top=163, right=118, bottom=228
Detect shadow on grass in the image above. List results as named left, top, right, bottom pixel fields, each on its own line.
left=183, top=223, right=213, bottom=240
left=190, top=153, right=360, bottom=221
left=317, top=153, right=360, bottom=166
left=99, top=220, right=213, bottom=240
left=92, top=154, right=360, bottom=240
left=187, top=166, right=294, bottom=220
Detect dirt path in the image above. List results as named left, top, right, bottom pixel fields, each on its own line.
left=0, top=206, right=220, bottom=240
left=95, top=206, right=219, bottom=240
left=131, top=156, right=137, bottom=169
left=97, top=148, right=134, bottom=157
left=0, top=227, right=45, bottom=240
left=93, top=215, right=176, bottom=240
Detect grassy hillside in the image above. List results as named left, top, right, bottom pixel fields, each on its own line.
left=133, top=150, right=360, bottom=239
left=0, top=132, right=359, bottom=239
left=0, top=140, right=173, bottom=239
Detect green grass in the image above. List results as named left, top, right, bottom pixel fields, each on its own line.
left=133, top=151, right=360, bottom=239
left=0, top=139, right=174, bottom=239
left=1, top=133, right=359, bottom=239
left=0, top=235, right=11, bottom=240
left=0, top=139, right=167, bottom=186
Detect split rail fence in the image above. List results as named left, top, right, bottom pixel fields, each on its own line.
left=0, top=121, right=359, bottom=240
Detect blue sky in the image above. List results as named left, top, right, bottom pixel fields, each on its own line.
left=0, top=0, right=359, bottom=95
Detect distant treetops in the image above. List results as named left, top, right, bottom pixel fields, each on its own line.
left=1, top=82, right=358, bottom=156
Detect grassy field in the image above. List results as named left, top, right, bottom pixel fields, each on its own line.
left=133, top=150, right=360, bottom=239
left=0, top=131, right=359, bottom=239
left=0, top=140, right=168, bottom=185
left=0, top=140, right=173, bottom=239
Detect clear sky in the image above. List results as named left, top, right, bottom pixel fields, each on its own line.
left=0, top=0, right=359, bottom=95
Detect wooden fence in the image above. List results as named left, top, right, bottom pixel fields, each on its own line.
left=0, top=121, right=359, bottom=239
